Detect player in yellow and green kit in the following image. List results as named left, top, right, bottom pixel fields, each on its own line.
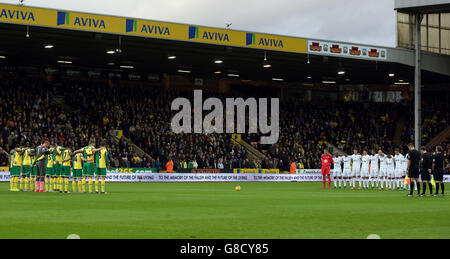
left=53, top=144, right=66, bottom=192
left=45, top=147, right=55, bottom=192
left=94, top=141, right=109, bottom=194
left=9, top=147, right=23, bottom=192
left=20, top=144, right=34, bottom=192
left=60, top=148, right=72, bottom=193
left=74, top=140, right=97, bottom=193
left=70, top=151, right=84, bottom=193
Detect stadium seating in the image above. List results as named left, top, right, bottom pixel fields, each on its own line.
left=0, top=75, right=448, bottom=171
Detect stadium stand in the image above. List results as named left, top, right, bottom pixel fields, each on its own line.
left=0, top=74, right=448, bottom=171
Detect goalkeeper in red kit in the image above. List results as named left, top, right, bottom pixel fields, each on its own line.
left=321, top=149, right=334, bottom=189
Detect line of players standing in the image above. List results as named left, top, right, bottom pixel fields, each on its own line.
left=331, top=146, right=446, bottom=196
left=0, top=139, right=110, bottom=194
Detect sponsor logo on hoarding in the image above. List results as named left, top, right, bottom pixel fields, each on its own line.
left=0, top=8, right=35, bottom=21
left=349, top=46, right=361, bottom=56
left=191, top=169, right=222, bottom=174
left=246, top=33, right=284, bottom=48
left=188, top=26, right=230, bottom=42
left=57, top=11, right=106, bottom=29
left=125, top=19, right=137, bottom=32
left=369, top=48, right=379, bottom=58
left=330, top=44, right=342, bottom=54
left=126, top=19, right=171, bottom=36
left=309, top=42, right=322, bottom=51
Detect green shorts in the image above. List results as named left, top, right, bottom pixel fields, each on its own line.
left=83, top=163, right=94, bottom=176
left=73, top=169, right=83, bottom=178
left=10, top=166, right=20, bottom=176
left=53, top=164, right=62, bottom=176
left=95, top=167, right=107, bottom=176
left=62, top=166, right=71, bottom=177
left=31, top=166, right=37, bottom=176
left=21, top=165, right=31, bottom=176
left=46, top=167, right=54, bottom=176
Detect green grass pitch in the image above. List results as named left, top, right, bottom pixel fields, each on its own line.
left=0, top=182, right=448, bottom=239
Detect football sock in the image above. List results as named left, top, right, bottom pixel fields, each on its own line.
left=72, top=180, right=77, bottom=192
left=19, top=177, right=24, bottom=190
left=435, top=183, right=440, bottom=195
left=441, top=183, right=445, bottom=195
left=30, top=177, right=34, bottom=191
left=428, top=183, right=433, bottom=195
left=45, top=177, right=49, bottom=191
left=88, top=178, right=93, bottom=193
left=101, top=179, right=105, bottom=193
left=422, top=183, right=427, bottom=195
left=95, top=179, right=99, bottom=192
left=24, top=177, right=29, bottom=191
left=417, top=182, right=421, bottom=195
left=409, top=181, right=415, bottom=195
left=78, top=180, right=82, bottom=192
left=64, top=178, right=69, bottom=192
left=35, top=181, right=39, bottom=191
left=40, top=181, right=44, bottom=191
left=334, top=180, right=337, bottom=188
left=81, top=178, right=86, bottom=192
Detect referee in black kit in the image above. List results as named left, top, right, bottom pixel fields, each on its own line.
left=432, top=145, right=447, bottom=197
left=406, top=143, right=421, bottom=197
left=420, top=147, right=433, bottom=196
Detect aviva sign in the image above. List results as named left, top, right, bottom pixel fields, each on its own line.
left=246, top=33, right=284, bottom=48
left=188, top=26, right=230, bottom=43
left=0, top=6, right=35, bottom=22
left=126, top=19, right=171, bottom=36
left=57, top=11, right=106, bottom=29
left=0, top=3, right=308, bottom=54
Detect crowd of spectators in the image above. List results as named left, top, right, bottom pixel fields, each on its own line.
left=0, top=75, right=448, bottom=171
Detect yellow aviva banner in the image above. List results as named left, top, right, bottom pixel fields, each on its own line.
left=234, top=168, right=280, bottom=174
left=0, top=3, right=307, bottom=54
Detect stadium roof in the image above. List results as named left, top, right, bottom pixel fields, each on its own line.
left=395, top=0, right=450, bottom=13
left=0, top=2, right=450, bottom=85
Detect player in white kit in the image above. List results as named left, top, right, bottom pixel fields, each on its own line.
left=342, top=152, right=352, bottom=188
left=369, top=150, right=379, bottom=189
left=333, top=152, right=343, bottom=188
left=350, top=149, right=362, bottom=190
left=385, top=153, right=395, bottom=190
left=378, top=150, right=387, bottom=190
left=360, top=150, right=371, bottom=189
left=394, top=149, right=404, bottom=190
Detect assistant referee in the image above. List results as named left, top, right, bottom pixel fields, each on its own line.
left=406, top=143, right=421, bottom=197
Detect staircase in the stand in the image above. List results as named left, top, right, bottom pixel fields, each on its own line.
left=231, top=135, right=265, bottom=162
left=426, top=126, right=450, bottom=150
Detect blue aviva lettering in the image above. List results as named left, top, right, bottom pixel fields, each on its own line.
left=0, top=8, right=35, bottom=21
left=57, top=11, right=106, bottom=29
left=246, top=33, right=284, bottom=48
left=126, top=19, right=170, bottom=35
left=188, top=26, right=229, bottom=42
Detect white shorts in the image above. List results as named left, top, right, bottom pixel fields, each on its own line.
left=394, top=168, right=403, bottom=178
left=343, top=168, right=351, bottom=177
left=386, top=168, right=395, bottom=178
left=370, top=168, right=379, bottom=178
left=379, top=167, right=387, bottom=177
left=360, top=166, right=369, bottom=177
left=333, top=169, right=342, bottom=177
left=351, top=167, right=360, bottom=177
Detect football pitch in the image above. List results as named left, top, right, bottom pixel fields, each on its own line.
left=0, top=182, right=448, bottom=239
